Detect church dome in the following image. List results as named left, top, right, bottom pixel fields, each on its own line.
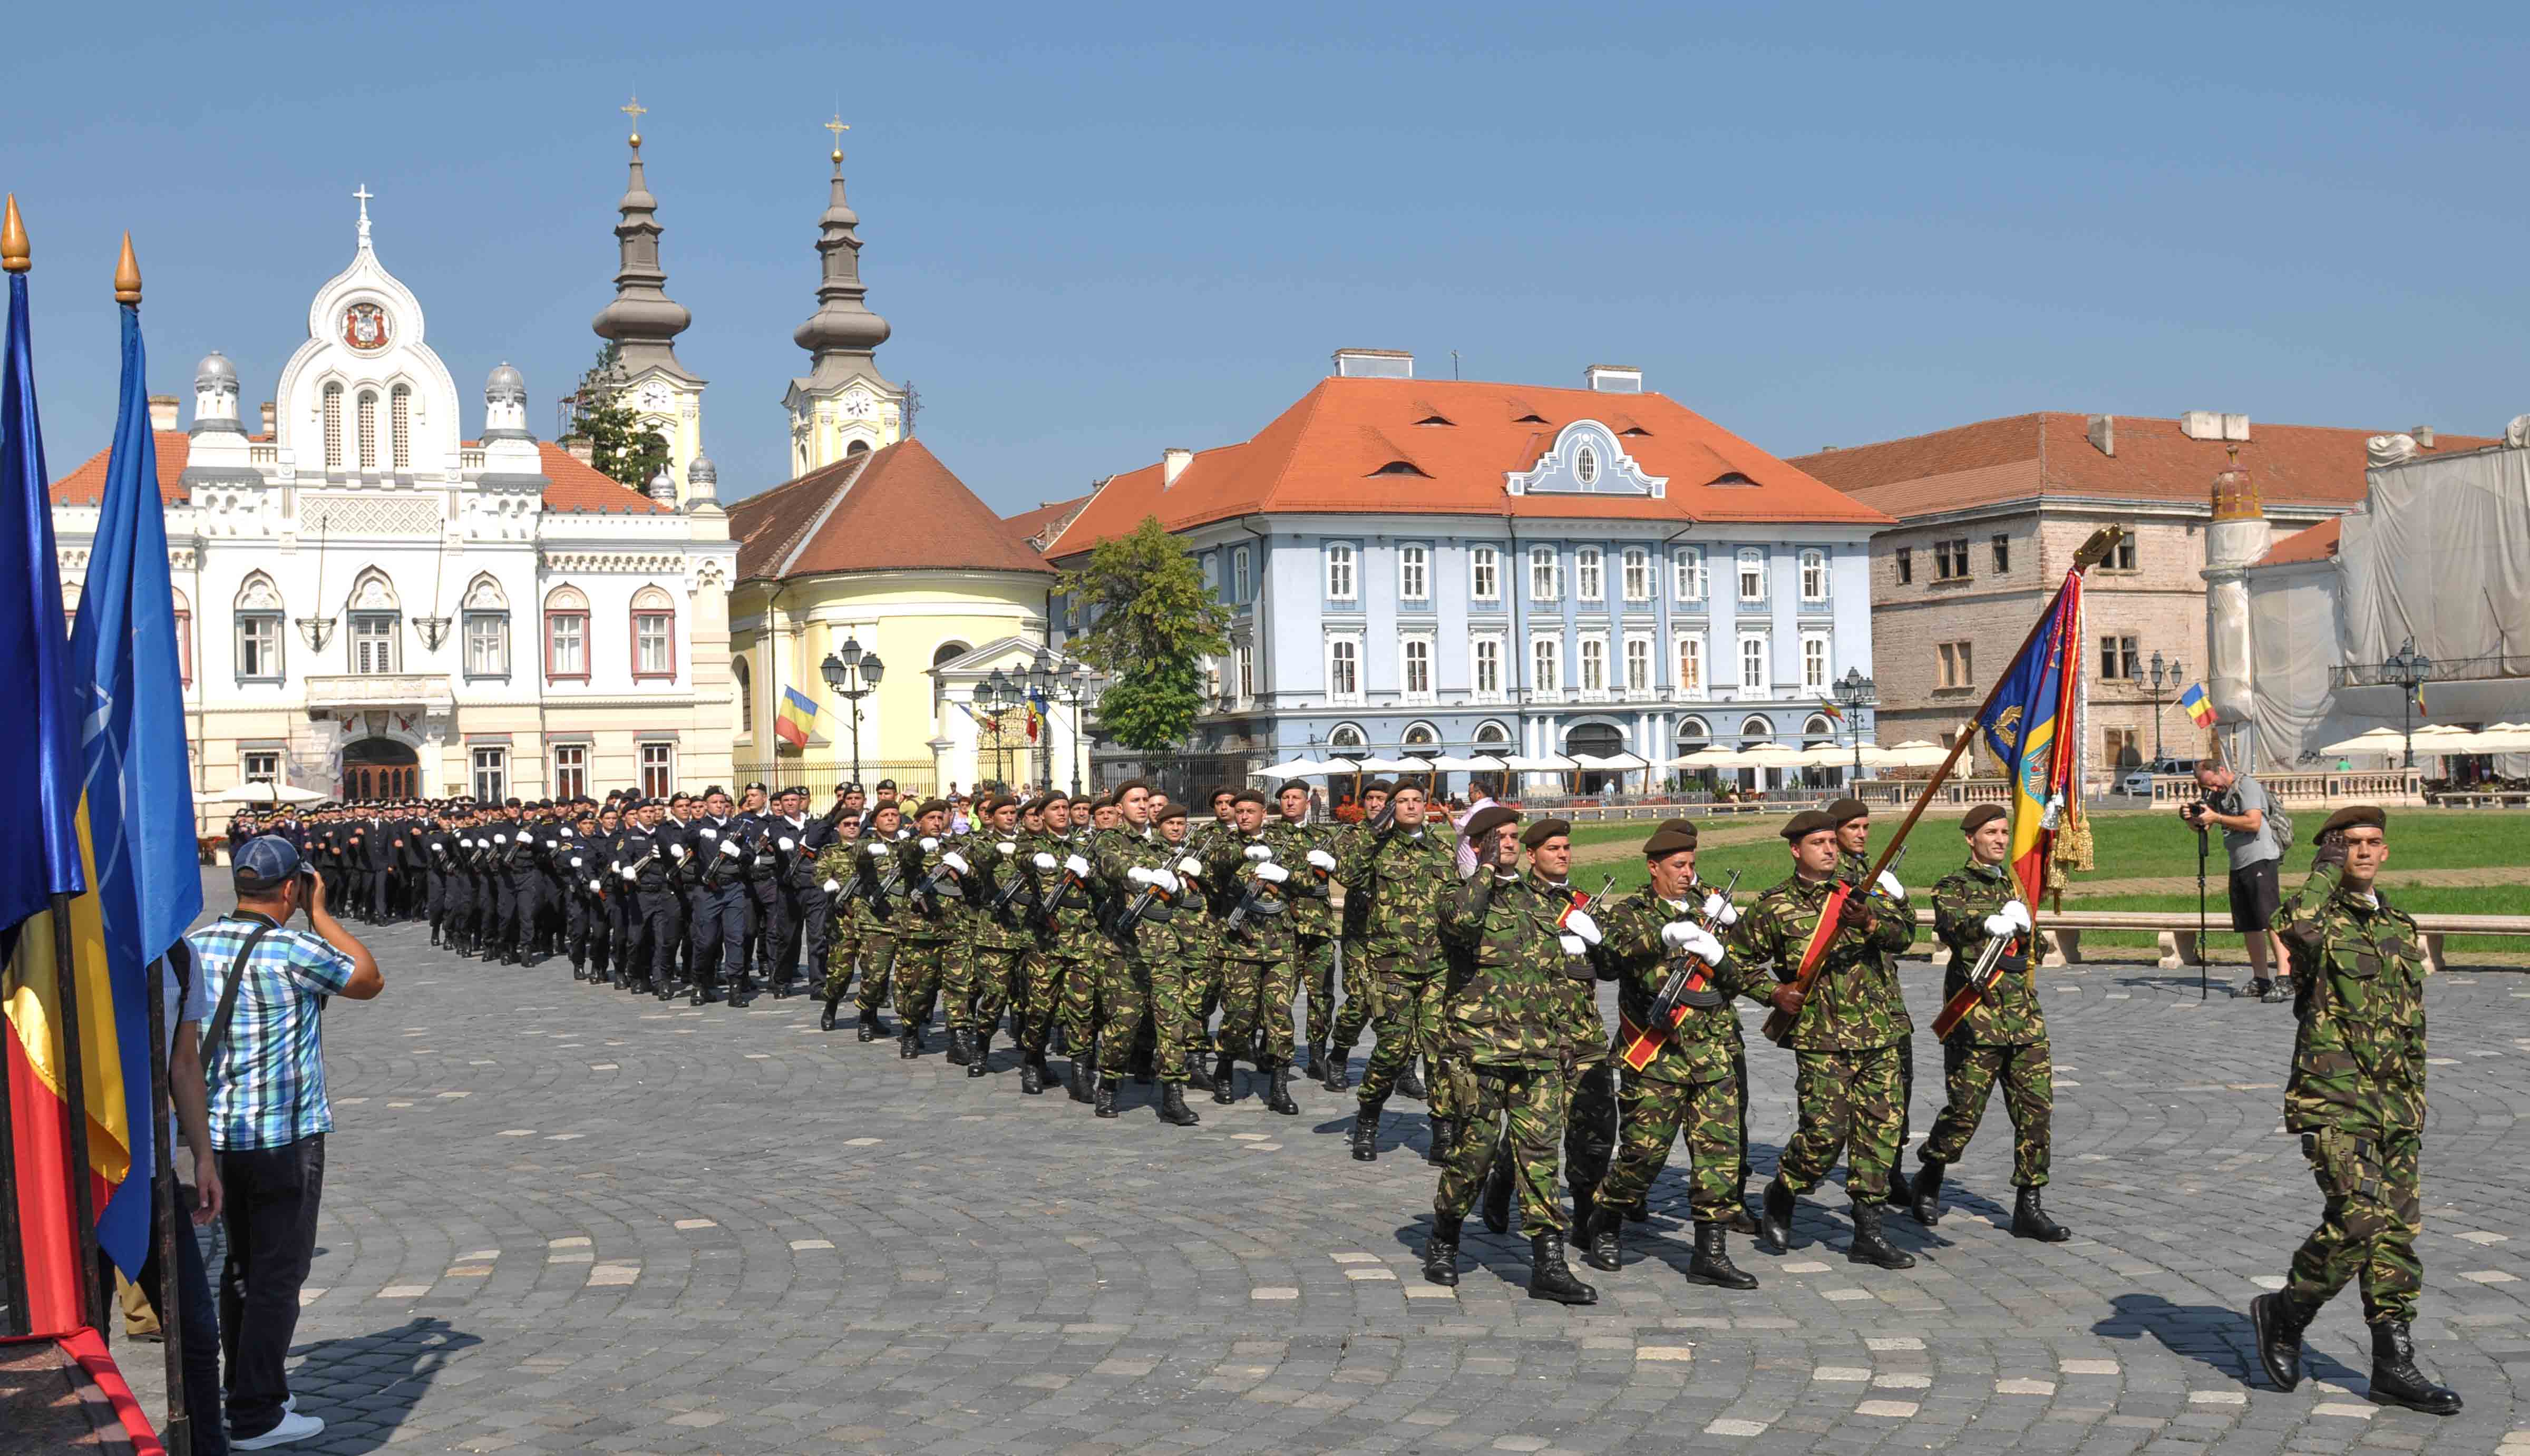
left=792, top=161, right=891, bottom=358
left=485, top=361, right=527, bottom=402
left=686, top=452, right=717, bottom=487
left=195, top=351, right=237, bottom=388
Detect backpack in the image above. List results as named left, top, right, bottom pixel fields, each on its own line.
left=2257, top=781, right=2294, bottom=855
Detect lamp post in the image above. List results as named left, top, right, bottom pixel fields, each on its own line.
left=2387, top=636, right=2432, bottom=769
left=2146, top=649, right=2185, bottom=765
left=818, top=634, right=885, bottom=789
left=1061, top=661, right=1094, bottom=794
left=1833, top=667, right=1876, bottom=786
left=1027, top=649, right=1056, bottom=792
left=976, top=667, right=1019, bottom=789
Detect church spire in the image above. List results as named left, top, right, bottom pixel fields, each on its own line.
left=590, top=97, right=697, bottom=384
left=792, top=117, right=892, bottom=384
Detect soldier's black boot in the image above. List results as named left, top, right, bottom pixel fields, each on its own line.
left=2011, top=1184, right=2069, bottom=1242
left=1526, top=1233, right=1598, bottom=1305
left=1579, top=1207, right=1623, bottom=1273
left=946, top=1028, right=971, bottom=1067
left=1571, top=1179, right=1599, bottom=1242
left=2250, top=1291, right=2319, bottom=1392
left=1210, top=1053, right=1237, bottom=1106
left=1304, top=1043, right=1329, bottom=1083
left=1397, top=1059, right=1428, bottom=1101
left=1845, top=1197, right=1916, bottom=1269
left=1425, top=1116, right=1457, bottom=1168
left=1688, top=1220, right=1760, bottom=1289
left=727, top=975, right=755, bottom=1010
left=900, top=1025, right=923, bottom=1060
left=1481, top=1149, right=1515, bottom=1235
left=2367, top=1320, right=2461, bottom=1414
left=1350, top=1103, right=1382, bottom=1161
left=1159, top=1082, right=1200, bottom=1127
left=968, top=1032, right=991, bottom=1078
left=1094, top=1076, right=1118, bottom=1118
left=1020, top=1054, right=1046, bottom=1096
left=820, top=995, right=842, bottom=1032
left=1264, top=1061, right=1299, bottom=1116
left=1186, top=1054, right=1218, bottom=1094
left=1422, top=1214, right=1461, bottom=1287
left=1910, top=1158, right=1947, bottom=1226
left=1759, top=1177, right=1797, bottom=1254
left=1067, top=1057, right=1094, bottom=1103
left=1324, top=1043, right=1352, bottom=1092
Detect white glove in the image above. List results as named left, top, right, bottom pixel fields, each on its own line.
left=942, top=852, right=969, bottom=875
left=1875, top=871, right=1907, bottom=901
left=822, top=878, right=840, bottom=895
left=865, top=841, right=889, bottom=858
left=1306, top=849, right=1337, bottom=871
left=1559, top=933, right=1588, bottom=956
left=1243, top=844, right=1273, bottom=861
left=493, top=833, right=508, bottom=845
left=1255, top=862, right=1290, bottom=884
left=1701, top=891, right=1737, bottom=926
left=997, top=841, right=1018, bottom=855
left=2002, top=900, right=2032, bottom=932
left=1177, top=856, right=1203, bottom=877
left=718, top=839, right=741, bottom=857
left=698, top=827, right=717, bottom=839
left=1153, top=869, right=1181, bottom=894
left=919, top=836, right=938, bottom=852
left=1684, top=926, right=1726, bottom=966
left=1983, top=913, right=2017, bottom=939
left=1127, top=866, right=1156, bottom=886
left=1033, top=852, right=1059, bottom=871
left=460, top=837, right=474, bottom=849
left=1564, top=910, right=1601, bottom=946
left=1660, top=920, right=1700, bottom=951
left=668, top=843, right=687, bottom=859
left=542, top=839, right=557, bottom=851
left=569, top=856, right=583, bottom=868
left=620, top=866, right=638, bottom=882
left=588, top=879, right=602, bottom=894
left=1064, top=853, right=1091, bottom=877
left=432, top=843, right=446, bottom=854
left=777, top=836, right=796, bottom=852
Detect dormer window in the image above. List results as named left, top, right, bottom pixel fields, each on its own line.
left=1574, top=446, right=1600, bottom=486
left=1708, top=471, right=1757, bottom=487
left=1369, top=460, right=1431, bottom=477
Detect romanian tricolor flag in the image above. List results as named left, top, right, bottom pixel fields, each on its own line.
left=2179, top=681, right=2215, bottom=729
left=775, top=685, right=819, bottom=748
left=1973, top=569, right=2086, bottom=907
left=1819, top=699, right=1845, bottom=725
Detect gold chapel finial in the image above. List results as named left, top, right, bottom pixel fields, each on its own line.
left=114, top=231, right=140, bottom=303
left=825, top=113, right=848, bottom=164
left=622, top=93, right=647, bottom=149
left=2, top=194, right=27, bottom=274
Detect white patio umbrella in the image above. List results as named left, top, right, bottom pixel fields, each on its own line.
left=1501, top=753, right=1579, bottom=773
left=1427, top=754, right=1504, bottom=772
left=208, top=780, right=325, bottom=805
left=1259, top=757, right=1336, bottom=779
left=1350, top=756, right=1425, bottom=774
left=1570, top=753, right=1650, bottom=771
left=2317, top=727, right=2409, bottom=758
left=1739, top=744, right=1807, bottom=769
left=1883, top=739, right=1954, bottom=768
left=1666, top=745, right=1748, bottom=770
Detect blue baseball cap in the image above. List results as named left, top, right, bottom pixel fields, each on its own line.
left=232, top=834, right=306, bottom=894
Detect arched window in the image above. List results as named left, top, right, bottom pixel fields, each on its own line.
left=731, top=657, right=754, bottom=742
left=390, top=384, right=412, bottom=471
left=544, top=584, right=590, bottom=681
left=845, top=438, right=871, bottom=457
left=1676, top=716, right=1710, bottom=747
left=1327, top=723, right=1367, bottom=750
left=1401, top=721, right=1439, bottom=749
left=344, top=568, right=400, bottom=675
left=461, top=572, right=509, bottom=679
left=322, top=383, right=344, bottom=468
left=1804, top=714, right=1835, bottom=744
left=630, top=585, right=676, bottom=680
left=235, top=571, right=284, bottom=680
left=1472, top=720, right=1512, bottom=749
left=356, top=389, right=379, bottom=471
left=170, top=587, right=193, bottom=686
left=1739, top=715, right=1774, bottom=747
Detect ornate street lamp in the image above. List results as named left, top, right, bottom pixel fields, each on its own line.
left=1833, top=667, right=1877, bottom=783
left=820, top=634, right=885, bottom=788
left=295, top=613, right=336, bottom=652
left=2387, top=637, right=2432, bottom=769
left=2146, top=649, right=2185, bottom=765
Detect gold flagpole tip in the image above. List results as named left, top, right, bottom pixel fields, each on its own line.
left=2, top=194, right=28, bottom=273
left=114, top=231, right=141, bottom=303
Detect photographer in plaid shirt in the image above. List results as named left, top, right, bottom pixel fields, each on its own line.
left=186, top=835, right=384, bottom=1450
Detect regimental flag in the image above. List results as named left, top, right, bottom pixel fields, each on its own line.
left=2179, top=682, right=2215, bottom=729
left=775, top=685, right=819, bottom=748
left=1025, top=691, right=1046, bottom=743
left=1973, top=569, right=2086, bottom=910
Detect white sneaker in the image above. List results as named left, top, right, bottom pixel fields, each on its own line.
left=235, top=1409, right=326, bottom=1449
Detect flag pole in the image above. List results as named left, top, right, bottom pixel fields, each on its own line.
left=146, top=953, right=191, bottom=1455
left=0, top=994, right=26, bottom=1337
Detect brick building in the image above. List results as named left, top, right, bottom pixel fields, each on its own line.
left=1790, top=412, right=2493, bottom=771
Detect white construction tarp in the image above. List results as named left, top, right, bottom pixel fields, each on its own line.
left=2340, top=444, right=2530, bottom=670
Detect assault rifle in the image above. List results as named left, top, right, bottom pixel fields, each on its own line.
left=988, top=845, right=1038, bottom=920
left=1759, top=842, right=1908, bottom=1048
left=912, top=848, right=962, bottom=916
left=618, top=842, right=661, bottom=887
left=698, top=823, right=741, bottom=890
left=849, top=847, right=897, bottom=919
left=1929, top=910, right=2025, bottom=1040
left=1223, top=871, right=1287, bottom=936
left=1619, top=870, right=1741, bottom=1072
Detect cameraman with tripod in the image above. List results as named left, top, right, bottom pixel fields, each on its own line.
left=2183, top=760, right=2289, bottom=1002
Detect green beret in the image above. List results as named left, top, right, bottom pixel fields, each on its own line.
left=1643, top=826, right=1698, bottom=857
left=2320, top=804, right=2385, bottom=836
left=1827, top=797, right=1871, bottom=825
left=1961, top=804, right=2007, bottom=834
left=914, top=798, right=950, bottom=818
left=1231, top=789, right=1268, bottom=808
left=1461, top=805, right=1520, bottom=843
left=1364, top=778, right=1397, bottom=797
left=1657, top=817, right=1697, bottom=836
left=1782, top=808, right=1837, bottom=842
left=1156, top=803, right=1189, bottom=823
left=1521, top=817, right=1572, bottom=849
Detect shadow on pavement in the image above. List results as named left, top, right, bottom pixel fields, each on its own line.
left=287, top=1316, right=481, bottom=1452
left=2091, top=1293, right=2361, bottom=1390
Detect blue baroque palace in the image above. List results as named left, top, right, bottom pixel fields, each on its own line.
left=1038, top=354, right=1893, bottom=791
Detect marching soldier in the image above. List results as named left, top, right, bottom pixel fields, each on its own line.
left=811, top=815, right=864, bottom=1031
left=1322, top=779, right=1391, bottom=1091
left=1830, top=797, right=1918, bottom=1217
left=1737, top=809, right=1919, bottom=1271
left=1336, top=781, right=1457, bottom=1163
left=955, top=797, right=1033, bottom=1077
left=1142, top=802, right=1209, bottom=1121
left=2250, top=807, right=2460, bottom=1415
left=1265, top=782, right=1346, bottom=1090
left=560, top=809, right=603, bottom=979
left=891, top=800, right=963, bottom=1058
left=849, top=802, right=912, bottom=1040
left=1040, top=798, right=1106, bottom=1101
left=1085, top=781, right=1182, bottom=1120
left=1909, top=804, right=2066, bottom=1241
left=1204, top=789, right=1302, bottom=1114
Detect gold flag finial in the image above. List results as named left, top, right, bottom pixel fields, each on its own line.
left=825, top=113, right=848, bottom=164
left=622, top=94, right=647, bottom=149
left=2, top=194, right=27, bottom=273
left=114, top=231, right=141, bottom=302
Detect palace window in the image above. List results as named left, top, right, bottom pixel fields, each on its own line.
left=1530, top=546, right=1560, bottom=601
left=1622, top=547, right=1650, bottom=602
left=1737, top=547, right=1766, bottom=603
left=640, top=743, right=674, bottom=799
left=471, top=746, right=507, bottom=803
left=1235, top=641, right=1254, bottom=700
left=1675, top=633, right=1706, bottom=696
left=1325, top=542, right=1357, bottom=602
left=1473, top=635, right=1503, bottom=698
left=1402, top=636, right=1433, bottom=700
left=234, top=572, right=285, bottom=681
left=390, top=384, right=412, bottom=471
left=1575, top=548, right=1604, bottom=602
left=1623, top=633, right=1651, bottom=693
left=356, top=389, right=378, bottom=471
left=242, top=750, right=280, bottom=784
left=1470, top=544, right=1500, bottom=603
left=1579, top=635, right=1608, bottom=692
left=1399, top=543, right=1429, bottom=602
left=1233, top=545, right=1252, bottom=603
left=544, top=585, right=590, bottom=680
left=350, top=613, right=399, bottom=675
left=552, top=745, right=587, bottom=800
left=1738, top=633, right=1769, bottom=692
left=1799, top=549, right=1828, bottom=602
left=1802, top=631, right=1830, bottom=691
left=1326, top=634, right=1362, bottom=702
left=322, top=383, right=343, bottom=468
left=632, top=585, right=676, bottom=679
left=1673, top=545, right=1705, bottom=601
left=1532, top=635, right=1561, bottom=695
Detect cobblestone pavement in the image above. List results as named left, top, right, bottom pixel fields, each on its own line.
left=121, top=873, right=2527, bottom=1454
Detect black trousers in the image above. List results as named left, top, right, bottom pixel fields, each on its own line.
left=216, top=1135, right=325, bottom=1442
left=638, top=890, right=685, bottom=986
left=691, top=883, right=747, bottom=989
left=134, top=1180, right=229, bottom=1456
left=751, top=881, right=798, bottom=980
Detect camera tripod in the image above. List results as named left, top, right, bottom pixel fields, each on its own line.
left=2193, top=820, right=2210, bottom=1000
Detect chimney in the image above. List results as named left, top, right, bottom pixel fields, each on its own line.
left=2087, top=414, right=2115, bottom=456
left=1583, top=364, right=1642, bottom=394
left=259, top=400, right=276, bottom=437
left=2179, top=411, right=2251, bottom=442
left=2414, top=425, right=2436, bottom=449
left=148, top=394, right=179, bottom=432
left=1162, top=448, right=1192, bottom=488
left=563, top=436, right=596, bottom=466
left=1330, top=347, right=1413, bottom=379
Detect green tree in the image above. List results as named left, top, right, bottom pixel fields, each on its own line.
left=564, top=343, right=672, bottom=492
left=1055, top=515, right=1233, bottom=753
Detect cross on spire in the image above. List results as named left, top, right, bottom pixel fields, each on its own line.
left=353, top=183, right=373, bottom=246
left=622, top=94, right=647, bottom=148
left=825, top=113, right=849, bottom=162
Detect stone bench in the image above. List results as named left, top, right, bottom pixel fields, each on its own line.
left=1907, top=906, right=2530, bottom=973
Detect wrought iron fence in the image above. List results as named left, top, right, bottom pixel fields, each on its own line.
left=731, top=759, right=942, bottom=799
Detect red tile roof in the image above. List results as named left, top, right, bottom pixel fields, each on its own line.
left=727, top=437, right=1055, bottom=583
left=1001, top=493, right=1093, bottom=553
left=1790, top=413, right=2498, bottom=519
left=1042, top=376, right=1891, bottom=559
left=46, top=431, right=668, bottom=514
left=2255, top=516, right=2341, bottom=568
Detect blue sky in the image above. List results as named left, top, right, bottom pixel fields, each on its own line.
left=5, top=4, right=2524, bottom=511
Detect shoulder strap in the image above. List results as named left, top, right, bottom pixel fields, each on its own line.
left=199, top=920, right=283, bottom=1086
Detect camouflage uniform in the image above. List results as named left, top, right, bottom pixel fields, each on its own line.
left=1595, top=886, right=1766, bottom=1223
left=1089, top=826, right=1171, bottom=1076
left=1009, top=830, right=1069, bottom=1060
left=813, top=842, right=862, bottom=1002
left=1183, top=818, right=1237, bottom=1040
left=1551, top=880, right=1618, bottom=1216
left=1333, top=821, right=1458, bottom=1116
left=1262, top=817, right=1345, bottom=1052
left=848, top=834, right=911, bottom=1021
left=960, top=833, right=1035, bottom=1047
left=1042, top=832, right=1104, bottom=1059
left=1734, top=873, right=1916, bottom=1199
left=1145, top=838, right=1214, bottom=1085
left=891, top=836, right=961, bottom=1032
left=2275, top=861, right=2429, bottom=1325
left=1843, top=847, right=1915, bottom=1159
left=1920, top=859, right=2052, bottom=1187
left=1207, top=827, right=1300, bottom=1068
left=1434, top=866, right=1589, bottom=1236
left=1329, top=820, right=1382, bottom=1054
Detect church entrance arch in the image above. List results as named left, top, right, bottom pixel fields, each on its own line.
left=1564, top=721, right=1626, bottom=796
left=341, top=736, right=419, bottom=802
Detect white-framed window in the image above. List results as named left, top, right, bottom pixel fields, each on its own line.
left=1575, top=443, right=1600, bottom=486
left=1575, top=547, right=1604, bottom=602
left=1472, top=634, right=1504, bottom=700
left=471, top=745, right=507, bottom=802
left=1473, top=720, right=1513, bottom=755
left=1530, top=545, right=1560, bottom=601
left=1799, top=548, right=1829, bottom=602
left=349, top=613, right=398, bottom=675
left=236, top=613, right=282, bottom=679
left=1737, top=547, right=1766, bottom=603
left=1801, top=631, right=1830, bottom=691
left=1235, top=641, right=1254, bottom=700
left=1202, top=552, right=1220, bottom=596
left=1673, top=545, right=1706, bottom=601
left=390, top=384, right=412, bottom=471
left=1621, top=547, right=1650, bottom=602
left=1328, top=722, right=1368, bottom=751
left=1325, top=542, right=1357, bottom=602
left=640, top=742, right=674, bottom=799
left=1233, top=545, right=1252, bottom=603
left=1623, top=632, right=1652, bottom=693
left=1470, top=544, right=1500, bottom=603
left=1402, top=634, right=1434, bottom=701
left=322, top=382, right=343, bottom=468
left=1326, top=633, right=1363, bottom=702
left=552, top=744, right=588, bottom=800
left=1738, top=633, right=1769, bottom=692
left=1674, top=717, right=1709, bottom=755
left=631, top=585, right=676, bottom=680
left=241, top=749, right=280, bottom=784
left=1531, top=634, right=1562, bottom=696
left=1399, top=543, right=1430, bottom=602
left=544, top=585, right=589, bottom=680
left=1675, top=632, right=1707, bottom=697
left=464, top=611, right=507, bottom=677
left=1579, top=634, right=1608, bottom=692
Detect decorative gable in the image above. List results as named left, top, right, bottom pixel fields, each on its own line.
left=1505, top=419, right=1666, bottom=499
